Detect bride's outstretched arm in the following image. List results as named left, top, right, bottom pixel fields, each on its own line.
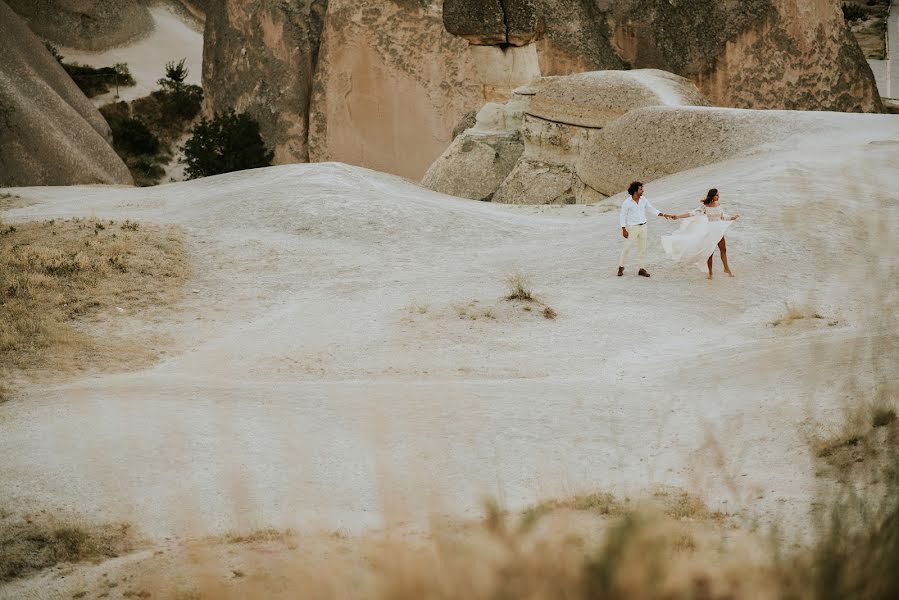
left=671, top=212, right=692, bottom=220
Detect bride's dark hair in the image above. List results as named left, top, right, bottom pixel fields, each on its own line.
left=702, top=188, right=718, bottom=204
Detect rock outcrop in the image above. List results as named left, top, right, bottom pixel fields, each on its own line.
left=443, top=0, right=544, bottom=46
left=6, top=0, right=153, bottom=51
left=306, top=0, right=485, bottom=180
left=203, top=0, right=880, bottom=181
left=0, top=1, right=132, bottom=187
left=424, top=69, right=798, bottom=204
left=533, top=0, right=881, bottom=113
left=203, top=0, right=327, bottom=166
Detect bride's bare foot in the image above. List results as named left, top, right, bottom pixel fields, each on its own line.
left=724, top=270, right=734, bottom=277
left=707, top=273, right=713, bottom=280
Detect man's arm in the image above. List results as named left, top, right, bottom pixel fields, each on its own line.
left=645, top=198, right=672, bottom=219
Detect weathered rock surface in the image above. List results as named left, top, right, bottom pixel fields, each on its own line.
left=443, top=0, right=544, bottom=46
left=422, top=97, right=528, bottom=201
left=203, top=0, right=327, bottom=165
left=425, top=69, right=795, bottom=204
left=0, top=1, right=132, bottom=187
left=575, top=106, right=815, bottom=197
left=204, top=0, right=489, bottom=179
left=549, top=0, right=880, bottom=113
left=6, top=0, right=153, bottom=51
left=527, top=70, right=711, bottom=128
left=306, top=0, right=486, bottom=180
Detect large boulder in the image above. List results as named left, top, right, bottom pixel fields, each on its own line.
left=6, top=0, right=153, bottom=51
left=575, top=106, right=810, bottom=197
left=0, top=1, right=132, bottom=187
left=425, top=68, right=844, bottom=204
left=422, top=96, right=528, bottom=201
left=443, top=0, right=544, bottom=46
left=527, top=69, right=711, bottom=128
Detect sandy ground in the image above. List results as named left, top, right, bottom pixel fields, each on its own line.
left=0, top=108, right=897, bottom=583
left=56, top=2, right=203, bottom=106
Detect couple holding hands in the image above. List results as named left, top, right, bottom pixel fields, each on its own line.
left=617, top=181, right=740, bottom=280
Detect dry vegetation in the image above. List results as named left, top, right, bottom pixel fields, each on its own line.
left=504, top=271, right=557, bottom=320
left=0, top=217, right=190, bottom=384
left=0, top=511, right=135, bottom=582
left=770, top=302, right=830, bottom=327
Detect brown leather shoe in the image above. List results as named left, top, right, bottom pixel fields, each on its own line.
left=638, top=268, right=650, bottom=277
left=617, top=266, right=624, bottom=277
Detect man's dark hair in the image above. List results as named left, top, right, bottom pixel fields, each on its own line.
left=628, top=181, right=643, bottom=196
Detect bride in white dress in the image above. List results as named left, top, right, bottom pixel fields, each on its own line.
left=661, top=188, right=740, bottom=279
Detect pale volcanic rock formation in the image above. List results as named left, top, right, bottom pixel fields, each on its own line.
left=443, top=0, right=544, bottom=46
left=527, top=70, right=711, bottom=128
left=6, top=0, right=154, bottom=51
left=534, top=0, right=881, bottom=113
left=0, top=1, right=132, bottom=186
left=306, top=0, right=485, bottom=180
left=204, top=0, right=486, bottom=179
left=422, top=96, right=528, bottom=201
left=426, top=69, right=718, bottom=205
left=203, top=0, right=327, bottom=165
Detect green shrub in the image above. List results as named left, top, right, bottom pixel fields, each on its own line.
left=842, top=4, right=866, bottom=21
left=156, top=58, right=203, bottom=121
left=111, top=118, right=160, bottom=156
left=62, top=62, right=135, bottom=98
left=183, top=110, right=273, bottom=179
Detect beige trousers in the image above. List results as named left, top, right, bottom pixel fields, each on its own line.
left=619, top=223, right=647, bottom=269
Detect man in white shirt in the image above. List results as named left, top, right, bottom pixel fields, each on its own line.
left=618, top=181, right=673, bottom=277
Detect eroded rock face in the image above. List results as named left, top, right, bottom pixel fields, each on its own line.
left=523, top=0, right=882, bottom=112
left=443, top=0, right=544, bottom=46
left=203, top=0, right=326, bottom=165
left=424, top=69, right=729, bottom=204
left=307, top=0, right=485, bottom=180
left=0, top=1, right=132, bottom=186
left=422, top=97, right=528, bottom=201
left=6, top=0, right=153, bottom=51
left=204, top=0, right=487, bottom=179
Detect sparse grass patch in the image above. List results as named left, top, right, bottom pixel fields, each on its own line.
left=505, top=271, right=534, bottom=302
left=220, top=528, right=293, bottom=545
left=813, top=399, right=899, bottom=478
left=0, top=218, right=190, bottom=384
left=0, top=514, right=135, bottom=582
left=770, top=302, right=827, bottom=327
left=542, top=306, right=557, bottom=320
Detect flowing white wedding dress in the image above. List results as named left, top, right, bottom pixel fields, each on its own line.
left=661, top=205, right=733, bottom=271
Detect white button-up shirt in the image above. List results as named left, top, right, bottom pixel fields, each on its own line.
left=619, top=196, right=661, bottom=227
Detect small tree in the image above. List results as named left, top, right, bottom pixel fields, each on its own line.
left=155, top=58, right=202, bottom=121
left=158, top=58, right=189, bottom=91
left=113, top=63, right=130, bottom=98
left=182, top=110, right=273, bottom=179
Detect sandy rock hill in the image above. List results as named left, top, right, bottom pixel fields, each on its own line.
left=6, top=0, right=154, bottom=51
left=0, top=0, right=132, bottom=187
left=203, top=0, right=880, bottom=182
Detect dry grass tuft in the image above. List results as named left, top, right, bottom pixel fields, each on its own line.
left=0, top=512, right=135, bottom=582
left=542, top=306, right=557, bottom=320
left=770, top=302, right=826, bottom=327
left=813, top=399, right=899, bottom=479
left=0, top=218, right=190, bottom=381
left=505, top=272, right=534, bottom=302
left=220, top=528, right=294, bottom=545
